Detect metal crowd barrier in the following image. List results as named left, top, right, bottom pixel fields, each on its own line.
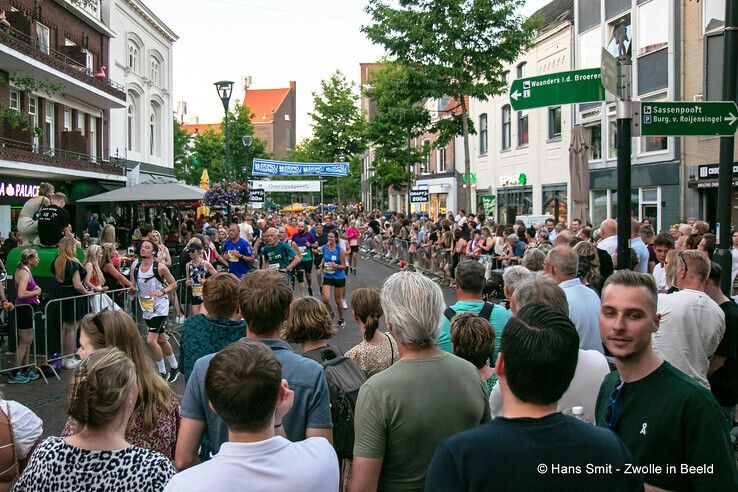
left=0, top=278, right=189, bottom=384
left=0, top=303, right=50, bottom=382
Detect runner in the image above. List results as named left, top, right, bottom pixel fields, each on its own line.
left=278, top=226, right=302, bottom=289
left=222, top=223, right=255, bottom=279
left=346, top=220, right=360, bottom=275
left=292, top=221, right=318, bottom=296
left=184, top=243, right=217, bottom=315
left=129, top=239, right=180, bottom=382
left=312, top=222, right=329, bottom=288
left=260, top=227, right=301, bottom=277
left=320, top=230, right=347, bottom=328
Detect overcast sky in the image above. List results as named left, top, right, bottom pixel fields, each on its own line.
left=144, top=0, right=551, bottom=142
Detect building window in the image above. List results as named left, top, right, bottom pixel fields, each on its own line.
left=77, top=112, right=85, bottom=136
left=548, top=106, right=562, bottom=139
left=606, top=14, right=631, bottom=58
left=517, top=111, right=528, bottom=146
left=149, top=103, right=160, bottom=156
left=438, top=147, right=446, bottom=172
left=90, top=117, right=97, bottom=160
left=587, top=123, right=602, bottom=161
left=127, top=41, right=139, bottom=72
left=421, top=139, right=430, bottom=174
left=45, top=101, right=55, bottom=150
left=608, top=112, right=617, bottom=159
left=286, top=127, right=292, bottom=151
left=704, top=0, right=725, bottom=32
left=501, top=106, right=511, bottom=150
left=479, top=113, right=488, bottom=155
left=83, top=49, right=93, bottom=72
left=9, top=90, right=20, bottom=111
left=516, top=62, right=527, bottom=79
left=579, top=26, right=602, bottom=69
left=127, top=98, right=137, bottom=152
left=640, top=187, right=660, bottom=231
left=542, top=185, right=568, bottom=224
left=637, top=0, right=667, bottom=56
left=150, top=58, right=160, bottom=85
left=36, top=23, right=50, bottom=54
left=28, top=96, right=38, bottom=146
left=63, top=109, right=72, bottom=132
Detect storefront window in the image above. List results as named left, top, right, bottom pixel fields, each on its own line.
left=609, top=189, right=639, bottom=221
left=542, top=186, right=568, bottom=224
left=587, top=124, right=602, bottom=161
left=592, top=189, right=608, bottom=226
left=497, top=187, right=533, bottom=225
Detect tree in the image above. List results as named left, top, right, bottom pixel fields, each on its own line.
left=309, top=71, right=367, bottom=207
left=363, top=0, right=540, bottom=212
left=173, top=102, right=267, bottom=185
left=363, top=61, right=432, bottom=212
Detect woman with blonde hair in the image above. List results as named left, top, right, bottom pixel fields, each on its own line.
left=82, top=244, right=106, bottom=294
left=16, top=347, right=174, bottom=491
left=8, top=249, right=42, bottom=384
left=51, top=237, right=92, bottom=369
left=65, top=310, right=179, bottom=459
left=283, top=296, right=342, bottom=362
left=346, top=288, right=398, bottom=378
left=99, top=224, right=117, bottom=250
left=664, top=249, right=680, bottom=293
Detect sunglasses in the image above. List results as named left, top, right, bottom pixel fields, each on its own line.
left=603, top=382, right=625, bottom=430
left=91, top=308, right=109, bottom=336
left=678, top=251, right=689, bottom=273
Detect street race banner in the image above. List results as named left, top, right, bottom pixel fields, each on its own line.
left=250, top=180, right=322, bottom=192
left=252, top=158, right=349, bottom=177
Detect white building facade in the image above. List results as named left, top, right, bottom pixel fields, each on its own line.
left=469, top=13, right=574, bottom=225
left=103, top=0, right=177, bottom=174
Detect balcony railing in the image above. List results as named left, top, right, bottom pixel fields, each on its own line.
left=0, top=137, right=125, bottom=176
left=0, top=25, right=126, bottom=99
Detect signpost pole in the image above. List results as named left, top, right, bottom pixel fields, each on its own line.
left=714, top=0, right=738, bottom=295
left=320, top=178, right=324, bottom=214
left=616, top=56, right=633, bottom=270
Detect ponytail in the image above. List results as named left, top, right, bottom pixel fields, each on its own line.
left=363, top=315, right=379, bottom=341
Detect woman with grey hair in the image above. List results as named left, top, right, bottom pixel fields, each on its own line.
left=352, top=271, right=491, bottom=491
left=521, top=247, right=546, bottom=272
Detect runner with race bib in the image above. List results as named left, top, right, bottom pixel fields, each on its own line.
left=321, top=230, right=347, bottom=328
left=292, top=221, right=318, bottom=297
left=259, top=227, right=301, bottom=280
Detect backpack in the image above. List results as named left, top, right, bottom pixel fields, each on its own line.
left=133, top=260, right=165, bottom=285
left=319, top=348, right=366, bottom=460
left=444, top=301, right=495, bottom=322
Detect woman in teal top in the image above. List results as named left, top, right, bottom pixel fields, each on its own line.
left=320, top=230, right=347, bottom=328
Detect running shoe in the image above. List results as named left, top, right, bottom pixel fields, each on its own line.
left=168, top=368, right=180, bottom=384
left=338, top=319, right=346, bottom=329
left=7, top=373, right=29, bottom=384
left=24, top=369, right=40, bottom=381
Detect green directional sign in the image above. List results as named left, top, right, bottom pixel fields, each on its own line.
left=509, top=68, right=606, bottom=111
left=601, top=48, right=621, bottom=97
left=640, top=101, right=738, bottom=136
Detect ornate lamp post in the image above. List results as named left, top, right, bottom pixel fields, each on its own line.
left=214, top=80, right=234, bottom=180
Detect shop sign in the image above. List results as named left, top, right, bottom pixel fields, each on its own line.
left=248, top=189, right=265, bottom=203
left=499, top=173, right=528, bottom=187
left=0, top=181, right=40, bottom=199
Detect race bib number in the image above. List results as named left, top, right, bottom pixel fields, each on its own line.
left=324, top=263, right=335, bottom=274
left=192, top=283, right=203, bottom=298
left=299, top=246, right=307, bottom=254
left=227, top=250, right=239, bottom=262
left=349, top=239, right=358, bottom=246
left=269, top=263, right=280, bottom=270
left=139, top=296, right=154, bottom=312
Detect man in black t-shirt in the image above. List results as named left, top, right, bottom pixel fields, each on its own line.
left=426, top=304, right=641, bottom=492
left=705, top=261, right=738, bottom=423
left=37, top=193, right=71, bottom=247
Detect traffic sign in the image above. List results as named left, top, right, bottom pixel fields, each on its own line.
left=601, top=48, right=621, bottom=97
left=409, top=189, right=429, bottom=204
left=639, top=101, right=738, bottom=136
left=509, top=68, right=606, bottom=111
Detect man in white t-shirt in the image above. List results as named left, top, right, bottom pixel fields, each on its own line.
left=597, top=218, right=618, bottom=259
left=165, top=342, right=338, bottom=492
left=651, top=233, right=675, bottom=292
left=238, top=215, right=254, bottom=242
left=654, top=250, right=725, bottom=389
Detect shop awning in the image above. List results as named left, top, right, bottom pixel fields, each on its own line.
left=77, top=179, right=205, bottom=203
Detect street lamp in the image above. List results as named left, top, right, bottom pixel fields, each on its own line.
left=214, top=80, right=234, bottom=180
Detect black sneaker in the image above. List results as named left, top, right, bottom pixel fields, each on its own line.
left=168, top=368, right=180, bottom=384
left=159, top=372, right=168, bottom=381
left=338, top=319, right=346, bottom=329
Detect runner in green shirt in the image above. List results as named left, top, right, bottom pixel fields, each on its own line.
left=259, top=227, right=300, bottom=274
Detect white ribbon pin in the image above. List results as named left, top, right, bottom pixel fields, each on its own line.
left=640, top=423, right=648, bottom=435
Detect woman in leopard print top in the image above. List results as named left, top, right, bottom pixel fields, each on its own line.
left=14, top=348, right=174, bottom=491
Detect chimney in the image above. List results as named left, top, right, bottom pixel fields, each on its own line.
left=289, top=80, right=296, bottom=92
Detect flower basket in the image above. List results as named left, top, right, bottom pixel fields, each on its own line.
left=202, top=180, right=248, bottom=207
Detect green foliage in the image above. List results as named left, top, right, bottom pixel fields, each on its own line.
left=173, top=103, right=267, bottom=186
left=0, top=73, right=62, bottom=96
left=363, top=0, right=540, bottom=210
left=309, top=71, right=367, bottom=206
left=363, top=61, right=431, bottom=194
